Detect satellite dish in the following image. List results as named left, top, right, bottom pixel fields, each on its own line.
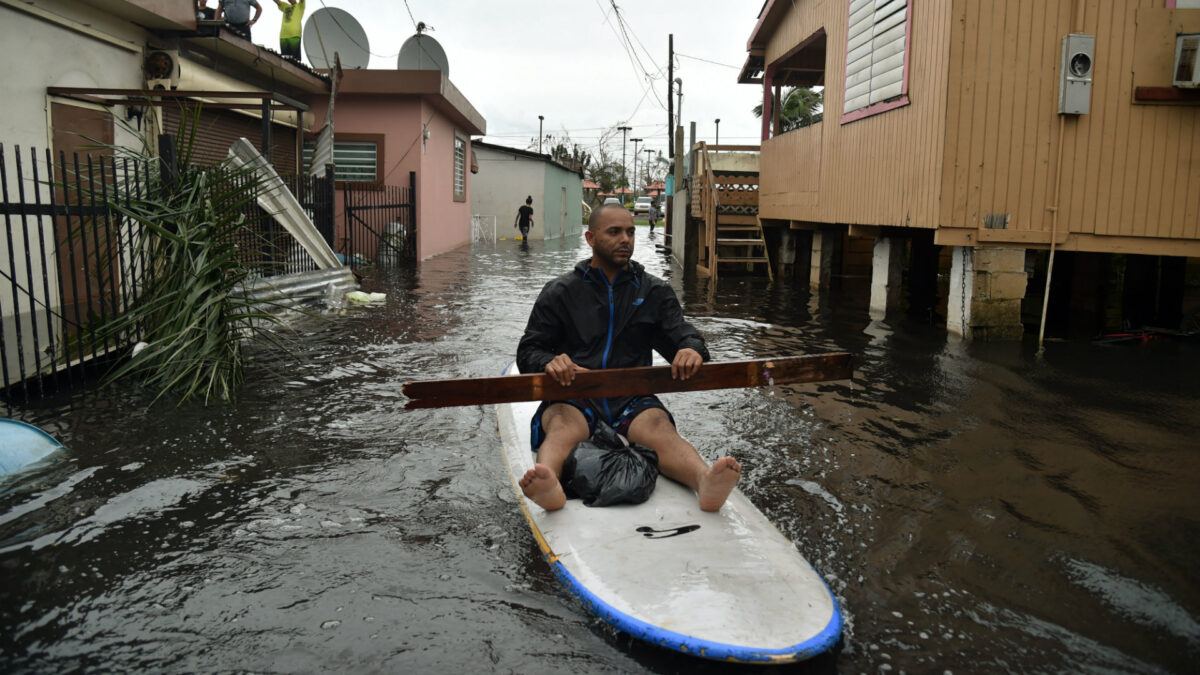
left=303, top=8, right=370, bottom=70
left=397, top=33, right=449, bottom=75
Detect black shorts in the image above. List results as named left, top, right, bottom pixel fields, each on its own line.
left=530, top=396, right=674, bottom=450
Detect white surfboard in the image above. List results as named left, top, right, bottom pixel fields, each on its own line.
left=495, top=362, right=842, bottom=664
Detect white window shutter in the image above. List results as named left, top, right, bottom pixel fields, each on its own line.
left=843, top=0, right=908, bottom=115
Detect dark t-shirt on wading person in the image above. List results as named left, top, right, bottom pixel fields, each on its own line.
left=517, top=205, right=534, bottom=235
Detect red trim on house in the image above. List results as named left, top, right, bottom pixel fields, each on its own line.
left=762, top=63, right=775, bottom=142
left=1134, top=86, right=1200, bottom=102
left=839, top=0, right=914, bottom=125
left=840, top=95, right=911, bottom=123
left=1166, top=1, right=1177, bottom=8
left=747, top=0, right=780, bottom=50
left=762, top=27, right=828, bottom=141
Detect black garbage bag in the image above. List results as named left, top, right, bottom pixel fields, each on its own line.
left=561, top=422, right=659, bottom=507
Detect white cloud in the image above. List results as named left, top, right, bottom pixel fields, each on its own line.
left=253, top=0, right=766, bottom=157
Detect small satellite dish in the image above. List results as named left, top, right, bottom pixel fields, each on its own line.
left=397, top=33, right=449, bottom=76
left=303, top=7, right=370, bottom=70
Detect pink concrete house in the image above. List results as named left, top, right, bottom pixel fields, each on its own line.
left=307, top=70, right=486, bottom=260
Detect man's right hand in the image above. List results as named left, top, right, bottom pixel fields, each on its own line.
left=545, top=353, right=588, bottom=386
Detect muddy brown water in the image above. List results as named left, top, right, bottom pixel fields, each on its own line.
left=2, top=229, right=1198, bottom=673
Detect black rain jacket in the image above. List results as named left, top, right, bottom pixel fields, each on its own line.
left=517, top=258, right=709, bottom=379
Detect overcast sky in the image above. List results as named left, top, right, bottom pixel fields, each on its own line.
left=249, top=0, right=767, bottom=164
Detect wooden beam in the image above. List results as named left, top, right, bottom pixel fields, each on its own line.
left=401, top=354, right=853, bottom=409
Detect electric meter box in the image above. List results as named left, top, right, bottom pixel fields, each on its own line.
left=1058, top=34, right=1095, bottom=115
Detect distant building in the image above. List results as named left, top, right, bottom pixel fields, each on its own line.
left=470, top=141, right=584, bottom=241
left=305, top=69, right=487, bottom=260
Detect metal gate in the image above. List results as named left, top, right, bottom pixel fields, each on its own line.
left=341, top=171, right=417, bottom=266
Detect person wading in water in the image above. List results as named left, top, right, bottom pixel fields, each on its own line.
left=514, top=196, right=535, bottom=239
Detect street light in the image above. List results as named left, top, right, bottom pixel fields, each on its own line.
left=674, top=78, right=683, bottom=129
left=538, top=115, right=544, bottom=154
left=631, top=138, right=642, bottom=197
left=618, top=125, right=631, bottom=197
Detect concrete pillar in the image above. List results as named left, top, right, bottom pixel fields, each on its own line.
left=810, top=230, right=835, bottom=292
left=779, top=228, right=797, bottom=267
left=869, top=236, right=905, bottom=319
left=948, top=246, right=1028, bottom=340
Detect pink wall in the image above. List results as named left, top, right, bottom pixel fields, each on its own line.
left=308, top=94, right=473, bottom=260
left=416, top=100, right=472, bottom=260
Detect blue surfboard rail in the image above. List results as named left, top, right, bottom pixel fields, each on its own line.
left=547, top=553, right=842, bottom=663
left=0, top=419, right=64, bottom=476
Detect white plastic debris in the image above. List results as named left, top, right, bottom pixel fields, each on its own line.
left=346, top=291, right=387, bottom=304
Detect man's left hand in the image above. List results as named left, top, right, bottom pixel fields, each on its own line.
left=671, top=348, right=703, bottom=381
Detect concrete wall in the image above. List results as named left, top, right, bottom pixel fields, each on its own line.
left=542, top=162, right=583, bottom=241
left=709, top=152, right=760, bottom=174
left=309, top=95, right=474, bottom=259
left=418, top=99, right=473, bottom=259
left=1, top=2, right=149, bottom=387
left=470, top=145, right=546, bottom=240
left=1, top=3, right=144, bottom=166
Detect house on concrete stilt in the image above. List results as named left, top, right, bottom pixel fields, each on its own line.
left=729, top=0, right=1200, bottom=341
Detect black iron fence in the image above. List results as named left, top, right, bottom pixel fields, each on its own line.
left=341, top=172, right=416, bottom=266
left=0, top=141, right=336, bottom=403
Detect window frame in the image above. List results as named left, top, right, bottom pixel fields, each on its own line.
left=302, top=132, right=385, bottom=187
left=452, top=133, right=467, bottom=202
left=840, top=0, right=913, bottom=125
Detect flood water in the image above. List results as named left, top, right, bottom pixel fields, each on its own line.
left=2, top=228, right=1198, bottom=673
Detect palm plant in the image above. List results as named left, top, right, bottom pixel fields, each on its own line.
left=72, top=108, right=290, bottom=404
left=752, top=87, right=824, bottom=132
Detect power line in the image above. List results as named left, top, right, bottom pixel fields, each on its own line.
left=608, top=1, right=668, bottom=111
left=402, top=0, right=419, bottom=31
left=676, top=52, right=741, bottom=70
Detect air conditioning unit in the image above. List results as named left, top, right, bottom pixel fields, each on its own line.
left=143, top=49, right=180, bottom=89
left=1058, top=33, right=1095, bottom=115
left=1175, top=34, right=1200, bottom=88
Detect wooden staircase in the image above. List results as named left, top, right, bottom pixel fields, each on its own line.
left=692, top=143, right=772, bottom=281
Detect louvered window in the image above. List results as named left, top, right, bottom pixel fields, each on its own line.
left=843, top=0, right=909, bottom=117
left=303, top=140, right=379, bottom=182
left=453, top=136, right=466, bottom=201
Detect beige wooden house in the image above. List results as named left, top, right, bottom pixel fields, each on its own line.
left=737, top=0, right=1200, bottom=339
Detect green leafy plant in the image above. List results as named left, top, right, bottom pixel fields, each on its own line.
left=72, top=108, right=293, bottom=404
left=752, top=87, right=824, bottom=132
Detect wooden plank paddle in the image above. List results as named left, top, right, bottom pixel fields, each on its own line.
left=402, top=353, right=852, bottom=409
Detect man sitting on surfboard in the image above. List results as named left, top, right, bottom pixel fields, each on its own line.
left=516, top=203, right=742, bottom=512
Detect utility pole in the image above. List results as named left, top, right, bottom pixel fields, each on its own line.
left=631, top=137, right=642, bottom=197
left=715, top=118, right=720, bottom=147
left=618, top=125, right=631, bottom=197
left=538, top=115, right=544, bottom=154
left=644, top=147, right=654, bottom=187
left=667, top=33, right=674, bottom=159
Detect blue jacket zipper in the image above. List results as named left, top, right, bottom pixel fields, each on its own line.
left=600, top=275, right=616, bottom=424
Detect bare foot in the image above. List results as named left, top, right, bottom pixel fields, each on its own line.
left=519, top=464, right=567, bottom=511
left=697, top=457, right=741, bottom=512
